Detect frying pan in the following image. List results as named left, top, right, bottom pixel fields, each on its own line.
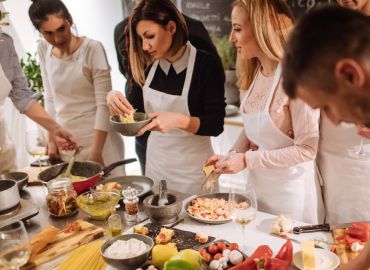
left=38, top=158, right=137, bottom=194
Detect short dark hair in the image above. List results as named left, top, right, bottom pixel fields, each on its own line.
left=129, top=0, right=188, bottom=86
left=29, top=0, right=73, bottom=30
left=282, top=6, right=370, bottom=98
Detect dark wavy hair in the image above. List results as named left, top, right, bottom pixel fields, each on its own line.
left=29, top=0, right=72, bottom=29
left=129, top=0, right=188, bottom=86
left=282, top=5, right=370, bottom=98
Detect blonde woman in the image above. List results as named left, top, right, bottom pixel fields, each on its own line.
left=206, top=0, right=324, bottom=223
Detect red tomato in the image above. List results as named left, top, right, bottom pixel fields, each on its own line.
left=202, top=252, right=212, bottom=264
left=352, top=222, right=370, bottom=232
left=199, top=248, right=208, bottom=257
left=213, top=253, right=223, bottom=260
left=230, top=243, right=239, bottom=251
left=347, top=227, right=369, bottom=242
left=208, top=244, right=219, bottom=254
left=217, top=242, right=227, bottom=251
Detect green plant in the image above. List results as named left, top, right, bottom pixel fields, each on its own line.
left=20, top=53, right=44, bottom=105
left=0, top=0, right=10, bottom=27
left=211, top=34, right=236, bottom=70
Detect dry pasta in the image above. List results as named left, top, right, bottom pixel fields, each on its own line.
left=57, top=240, right=106, bottom=270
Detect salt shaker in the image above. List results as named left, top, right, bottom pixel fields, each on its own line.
left=122, top=186, right=139, bottom=222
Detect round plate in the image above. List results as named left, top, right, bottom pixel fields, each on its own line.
left=225, top=104, right=239, bottom=117
left=185, top=193, right=234, bottom=224
left=98, top=175, right=154, bottom=197
left=293, top=249, right=340, bottom=270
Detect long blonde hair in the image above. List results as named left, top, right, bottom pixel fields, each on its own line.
left=233, top=0, right=294, bottom=90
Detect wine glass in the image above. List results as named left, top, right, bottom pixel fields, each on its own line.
left=25, top=129, right=46, bottom=171
left=0, top=221, right=31, bottom=270
left=348, top=138, right=369, bottom=159
left=228, top=181, right=257, bottom=254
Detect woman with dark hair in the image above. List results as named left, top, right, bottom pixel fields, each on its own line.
left=28, top=0, right=124, bottom=173
left=107, top=0, right=225, bottom=194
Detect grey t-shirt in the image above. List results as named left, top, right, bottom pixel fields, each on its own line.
left=0, top=33, right=40, bottom=113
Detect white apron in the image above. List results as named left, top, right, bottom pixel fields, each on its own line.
left=241, top=64, right=324, bottom=223
left=45, top=40, right=124, bottom=174
left=317, top=114, right=370, bottom=223
left=0, top=64, right=16, bottom=171
left=144, top=42, right=214, bottom=195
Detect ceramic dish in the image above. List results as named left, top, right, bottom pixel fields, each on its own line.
left=293, top=249, right=340, bottom=270
left=185, top=193, right=239, bottom=224
left=98, top=175, right=154, bottom=198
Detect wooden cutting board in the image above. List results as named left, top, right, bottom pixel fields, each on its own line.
left=332, top=228, right=370, bottom=269
left=0, top=220, right=105, bottom=270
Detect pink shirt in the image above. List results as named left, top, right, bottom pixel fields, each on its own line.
left=234, top=71, right=320, bottom=169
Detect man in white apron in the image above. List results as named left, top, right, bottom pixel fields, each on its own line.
left=282, top=7, right=370, bottom=270
left=0, top=33, right=76, bottom=171
left=142, top=43, right=214, bottom=194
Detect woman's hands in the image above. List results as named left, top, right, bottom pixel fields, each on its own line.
left=357, top=125, right=370, bottom=139
left=204, top=152, right=247, bottom=174
left=137, top=112, right=190, bottom=136
left=107, top=90, right=134, bottom=115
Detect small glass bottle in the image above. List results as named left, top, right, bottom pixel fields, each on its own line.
left=122, top=186, right=139, bottom=222
left=108, top=213, right=123, bottom=237
left=46, top=178, right=77, bottom=217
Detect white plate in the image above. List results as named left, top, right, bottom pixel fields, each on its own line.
left=293, top=249, right=340, bottom=270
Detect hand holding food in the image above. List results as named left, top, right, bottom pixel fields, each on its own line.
left=137, top=112, right=188, bottom=136
left=107, top=90, right=134, bottom=116
left=214, top=153, right=246, bottom=174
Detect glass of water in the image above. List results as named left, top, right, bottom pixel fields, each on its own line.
left=0, top=221, right=31, bottom=270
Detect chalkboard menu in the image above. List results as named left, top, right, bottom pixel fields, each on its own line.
left=121, top=0, right=336, bottom=36
left=179, top=0, right=232, bottom=37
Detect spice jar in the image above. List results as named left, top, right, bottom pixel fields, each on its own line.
left=122, top=186, right=139, bottom=222
left=46, top=178, right=77, bottom=217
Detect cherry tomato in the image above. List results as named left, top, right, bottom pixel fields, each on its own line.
left=230, top=243, right=239, bottom=251
left=199, top=248, right=208, bottom=257
left=217, top=242, right=227, bottom=251
left=202, top=252, right=212, bottom=264
left=208, top=244, right=219, bottom=254
left=213, top=253, right=223, bottom=260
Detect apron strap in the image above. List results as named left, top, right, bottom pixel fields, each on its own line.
left=181, top=42, right=196, bottom=98
left=240, top=68, right=260, bottom=114
left=264, top=63, right=282, bottom=112
left=144, top=60, right=159, bottom=90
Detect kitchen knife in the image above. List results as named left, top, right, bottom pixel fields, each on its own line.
left=293, top=222, right=364, bottom=234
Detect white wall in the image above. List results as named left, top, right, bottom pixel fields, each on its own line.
left=1, top=0, right=138, bottom=171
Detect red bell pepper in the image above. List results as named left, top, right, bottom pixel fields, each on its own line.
left=352, top=222, right=370, bottom=232
left=250, top=245, right=273, bottom=260
left=228, top=258, right=258, bottom=270
left=264, top=257, right=290, bottom=270
left=347, top=227, right=369, bottom=242
left=275, top=239, right=293, bottom=266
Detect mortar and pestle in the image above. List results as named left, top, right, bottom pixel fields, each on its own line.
left=143, top=180, right=182, bottom=225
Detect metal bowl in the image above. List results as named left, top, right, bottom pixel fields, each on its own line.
left=100, top=234, right=154, bottom=270
left=0, top=172, right=28, bottom=190
left=143, top=194, right=182, bottom=225
left=110, top=112, right=151, bottom=137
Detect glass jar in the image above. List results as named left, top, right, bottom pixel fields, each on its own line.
left=122, top=186, right=139, bottom=222
left=46, top=178, right=77, bottom=217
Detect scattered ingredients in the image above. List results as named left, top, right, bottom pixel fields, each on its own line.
left=133, top=226, right=149, bottom=235
left=195, top=232, right=209, bottom=243
left=151, top=243, right=178, bottom=268
left=203, top=165, right=215, bottom=176
left=271, top=214, right=293, bottom=236
left=301, top=240, right=316, bottom=269
left=155, top=228, right=175, bottom=244
left=350, top=242, right=364, bottom=252
left=96, top=182, right=123, bottom=194
left=119, top=111, right=135, bottom=123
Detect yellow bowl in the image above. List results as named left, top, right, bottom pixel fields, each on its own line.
left=77, top=191, right=120, bottom=220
